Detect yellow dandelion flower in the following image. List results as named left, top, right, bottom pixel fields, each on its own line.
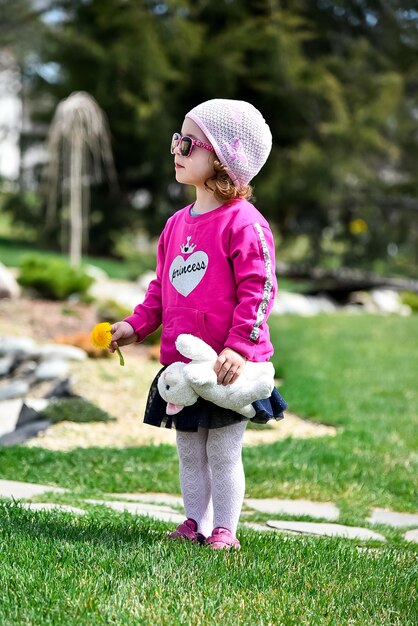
left=349, top=218, right=368, bottom=235
left=90, top=322, right=124, bottom=366
left=91, top=322, right=112, bottom=349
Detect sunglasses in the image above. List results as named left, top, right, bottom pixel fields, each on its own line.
left=171, top=132, right=214, bottom=157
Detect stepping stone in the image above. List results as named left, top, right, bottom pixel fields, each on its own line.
left=244, top=498, right=339, bottom=521
left=367, top=508, right=418, bottom=527
left=266, top=520, right=386, bottom=542
left=0, top=479, right=66, bottom=499
left=146, top=510, right=185, bottom=524
left=107, top=493, right=184, bottom=508
left=86, top=499, right=180, bottom=514
left=404, top=529, right=418, bottom=544
left=241, top=522, right=278, bottom=532
left=85, top=499, right=184, bottom=524
left=20, top=503, right=86, bottom=515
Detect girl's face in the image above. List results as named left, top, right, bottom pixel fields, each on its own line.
left=173, top=118, right=216, bottom=189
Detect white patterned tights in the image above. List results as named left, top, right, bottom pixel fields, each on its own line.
left=176, top=421, right=247, bottom=537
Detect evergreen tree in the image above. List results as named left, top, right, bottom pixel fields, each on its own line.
left=7, top=0, right=418, bottom=273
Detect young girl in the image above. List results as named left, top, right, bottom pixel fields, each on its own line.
left=110, top=99, right=287, bottom=550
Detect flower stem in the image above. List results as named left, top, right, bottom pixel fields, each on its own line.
left=116, top=346, right=125, bottom=366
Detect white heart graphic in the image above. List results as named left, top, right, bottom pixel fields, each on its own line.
left=169, top=251, right=209, bottom=297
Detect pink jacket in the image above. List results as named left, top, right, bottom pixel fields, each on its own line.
left=124, top=198, right=277, bottom=365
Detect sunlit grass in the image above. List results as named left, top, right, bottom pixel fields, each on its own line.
left=0, top=307, right=417, bottom=623
left=0, top=505, right=415, bottom=626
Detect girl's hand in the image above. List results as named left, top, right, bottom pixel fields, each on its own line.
left=214, top=348, right=246, bottom=386
left=109, top=321, right=137, bottom=352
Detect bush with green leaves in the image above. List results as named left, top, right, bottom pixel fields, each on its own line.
left=41, top=398, right=114, bottom=424
left=401, top=291, right=418, bottom=312
left=17, top=255, right=94, bottom=300
left=96, top=299, right=132, bottom=324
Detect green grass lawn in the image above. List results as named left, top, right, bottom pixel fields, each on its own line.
left=0, top=313, right=417, bottom=624
left=0, top=235, right=130, bottom=279
left=0, top=505, right=416, bottom=626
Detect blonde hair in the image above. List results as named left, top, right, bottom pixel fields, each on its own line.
left=205, top=160, right=253, bottom=203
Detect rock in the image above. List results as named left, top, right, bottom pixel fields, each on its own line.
left=404, top=529, right=418, bottom=543
left=38, top=344, right=87, bottom=361
left=0, top=399, right=23, bottom=437
left=0, top=336, right=38, bottom=357
left=245, top=498, right=339, bottom=521
left=13, top=359, right=37, bottom=378
left=370, top=289, right=411, bottom=316
left=0, top=262, right=21, bottom=299
left=0, top=355, right=15, bottom=377
left=367, top=508, right=418, bottom=527
left=84, top=264, right=108, bottom=280
left=25, top=398, right=50, bottom=412
left=15, top=402, right=41, bottom=426
left=0, top=400, right=50, bottom=446
left=0, top=419, right=51, bottom=445
left=35, top=360, right=69, bottom=381
left=266, top=520, right=387, bottom=541
left=0, top=380, right=30, bottom=400
left=89, top=278, right=145, bottom=310
left=44, top=378, right=79, bottom=399
left=348, top=291, right=379, bottom=312
left=274, top=291, right=337, bottom=316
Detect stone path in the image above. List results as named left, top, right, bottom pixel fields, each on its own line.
left=1, top=479, right=417, bottom=544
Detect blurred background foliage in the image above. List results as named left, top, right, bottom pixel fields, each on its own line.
left=1, top=0, right=417, bottom=276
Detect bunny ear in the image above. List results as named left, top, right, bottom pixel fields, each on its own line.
left=175, top=334, right=217, bottom=362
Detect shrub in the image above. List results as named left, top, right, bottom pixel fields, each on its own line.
left=41, top=398, right=115, bottom=424
left=18, top=255, right=94, bottom=300
left=96, top=299, right=132, bottom=324
left=401, top=291, right=418, bottom=312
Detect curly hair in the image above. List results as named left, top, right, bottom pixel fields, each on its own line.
left=205, top=160, right=253, bottom=203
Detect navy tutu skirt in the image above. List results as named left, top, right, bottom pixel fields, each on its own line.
left=144, top=367, right=288, bottom=432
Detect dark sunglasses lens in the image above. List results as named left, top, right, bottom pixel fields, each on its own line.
left=170, top=133, right=180, bottom=154
left=179, top=136, right=192, bottom=156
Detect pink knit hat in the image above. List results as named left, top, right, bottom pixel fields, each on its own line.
left=186, top=99, right=272, bottom=187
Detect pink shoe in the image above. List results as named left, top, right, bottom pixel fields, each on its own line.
left=206, top=527, right=241, bottom=550
left=169, top=519, right=206, bottom=544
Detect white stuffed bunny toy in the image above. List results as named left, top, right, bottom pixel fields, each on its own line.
left=157, top=334, right=275, bottom=418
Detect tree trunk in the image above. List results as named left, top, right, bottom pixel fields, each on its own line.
left=69, top=130, right=82, bottom=268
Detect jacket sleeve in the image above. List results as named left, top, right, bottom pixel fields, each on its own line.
left=224, top=222, right=277, bottom=360
left=123, top=230, right=165, bottom=341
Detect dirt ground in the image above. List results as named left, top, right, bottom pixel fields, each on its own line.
left=0, top=297, right=336, bottom=449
